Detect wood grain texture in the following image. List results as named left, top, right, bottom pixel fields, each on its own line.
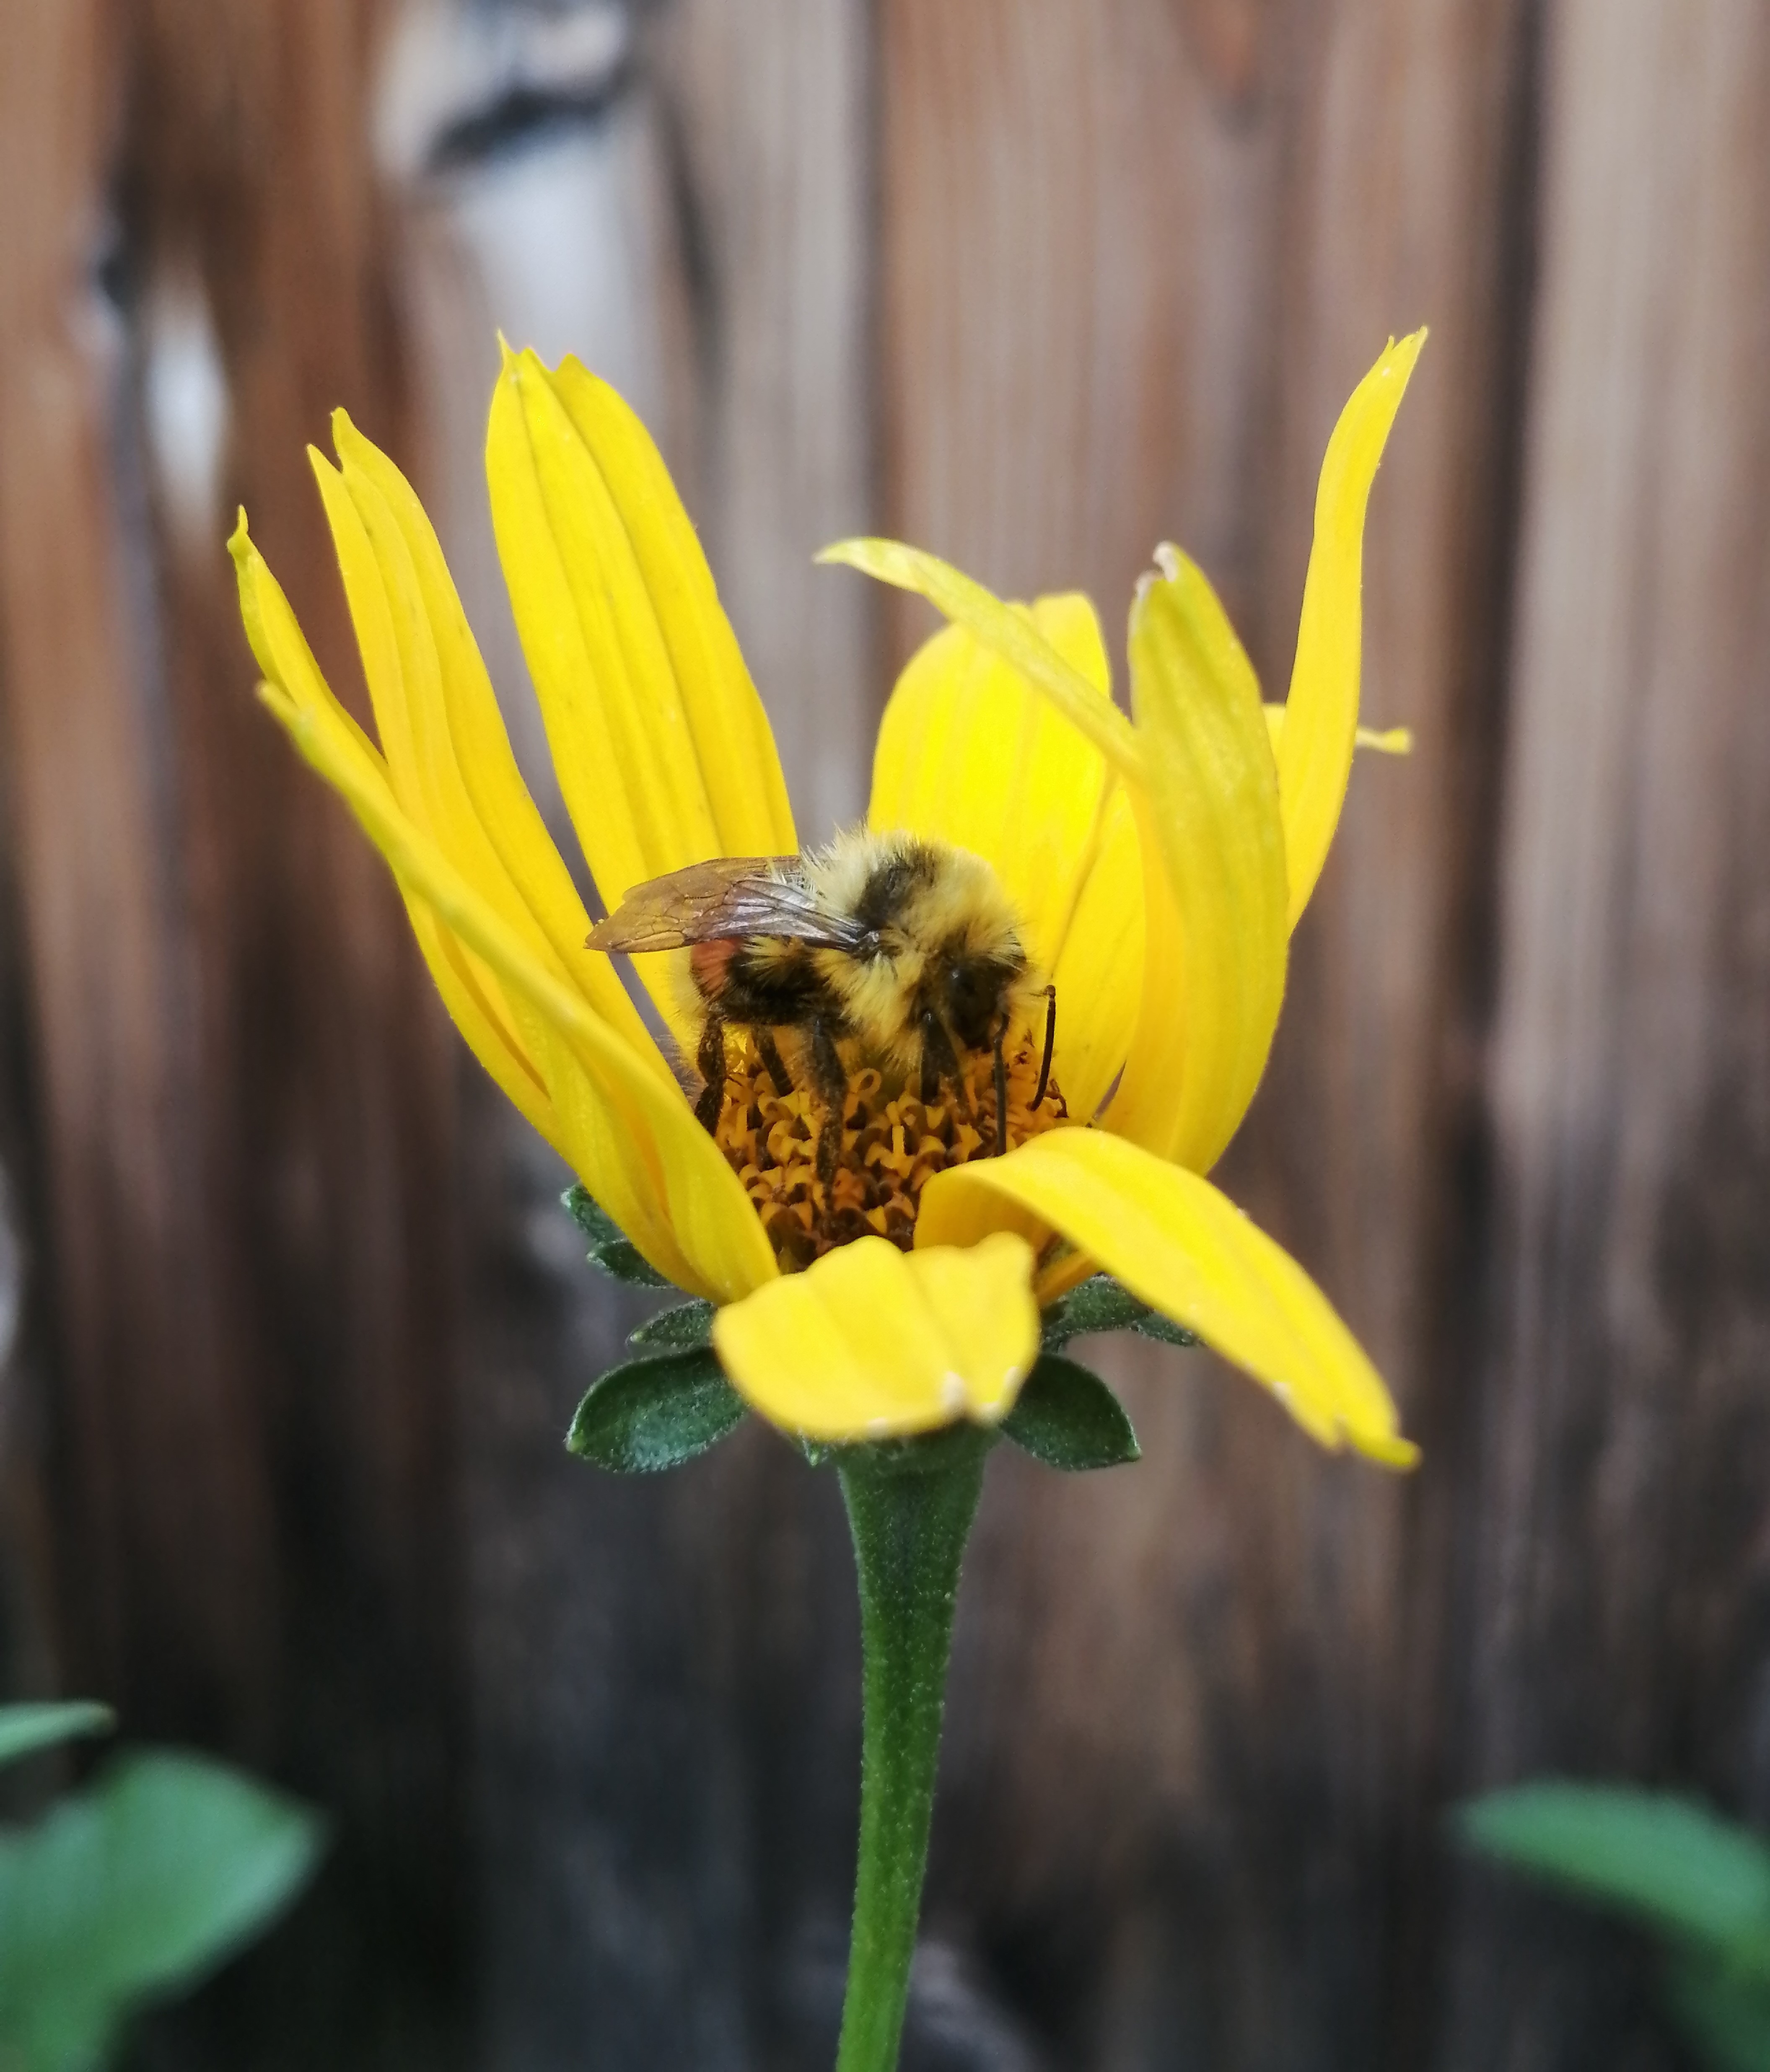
left=383, top=5, right=879, bottom=2065
left=1440, top=6, right=1770, bottom=2065
left=881, top=2, right=1535, bottom=2064
left=0, top=3, right=468, bottom=2065
left=0, top=0, right=1767, bottom=2066
left=659, top=0, right=876, bottom=838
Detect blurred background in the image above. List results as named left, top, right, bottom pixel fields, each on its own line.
left=1, top=0, right=1768, bottom=2066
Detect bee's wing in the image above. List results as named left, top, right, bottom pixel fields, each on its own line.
left=586, top=856, right=866, bottom=953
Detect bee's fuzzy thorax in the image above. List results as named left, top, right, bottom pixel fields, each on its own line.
left=801, top=829, right=1046, bottom=1072
left=615, top=828, right=1056, bottom=1222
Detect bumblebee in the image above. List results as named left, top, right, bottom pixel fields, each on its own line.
left=588, top=829, right=1057, bottom=1186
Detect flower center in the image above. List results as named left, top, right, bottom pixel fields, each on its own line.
left=713, top=1034, right=1068, bottom=1272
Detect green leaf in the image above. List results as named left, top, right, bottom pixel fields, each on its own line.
left=567, top=1349, right=746, bottom=1473
left=1000, top=1354, right=1140, bottom=1471
left=0, top=1751, right=325, bottom=2072
left=0, top=1706, right=114, bottom=1772
left=628, top=1300, right=716, bottom=1350
left=1458, top=1784, right=1770, bottom=1964
left=1665, top=1952, right=1770, bottom=2072
left=562, top=1185, right=672, bottom=1288
left=1040, top=1274, right=1197, bottom=1352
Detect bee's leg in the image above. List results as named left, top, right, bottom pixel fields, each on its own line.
left=756, top=1027, right=794, bottom=1098
left=694, top=1011, right=727, bottom=1133
left=992, top=1020, right=1009, bottom=1155
left=918, top=1009, right=963, bottom=1108
left=1031, top=985, right=1057, bottom=1111
left=809, top=1016, right=847, bottom=1194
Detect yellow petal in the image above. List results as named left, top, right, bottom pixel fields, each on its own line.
left=1047, top=787, right=1144, bottom=1121
left=408, top=893, right=562, bottom=1152
left=711, top=1232, right=1038, bottom=1440
left=239, top=522, right=572, bottom=1178
left=487, top=346, right=795, bottom=926
left=1107, top=549, right=1289, bottom=1174
left=323, top=413, right=669, bottom=1077
left=1266, top=705, right=1413, bottom=757
left=820, top=539, right=1142, bottom=782
left=310, top=426, right=668, bottom=1084
left=916, top=1131, right=1415, bottom=1468
left=233, top=516, right=777, bottom=1304
left=232, top=509, right=386, bottom=775
left=235, top=511, right=593, bottom=1153
left=868, top=593, right=1144, bottom=1119
left=279, top=683, right=776, bottom=1302
left=1275, top=331, right=1425, bottom=928
left=869, top=593, right=1109, bottom=960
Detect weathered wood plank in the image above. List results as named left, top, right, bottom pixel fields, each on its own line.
left=0, top=0, right=228, bottom=1730
left=3, top=1, right=1765, bottom=2065
left=882, top=1, right=1533, bottom=2062
left=0, top=3, right=469, bottom=2064
left=1442, top=6, right=1770, bottom=2065
left=1230, top=3, right=1539, bottom=2066
left=385, top=3, right=879, bottom=2062
left=660, top=0, right=876, bottom=837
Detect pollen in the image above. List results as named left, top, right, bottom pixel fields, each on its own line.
left=713, top=1037, right=1069, bottom=1272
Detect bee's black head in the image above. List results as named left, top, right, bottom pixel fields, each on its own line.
left=940, top=948, right=1024, bottom=1052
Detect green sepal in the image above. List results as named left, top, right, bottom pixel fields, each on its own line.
left=1132, top=1310, right=1198, bottom=1349
left=562, top=1185, right=673, bottom=1288
left=1000, top=1353, right=1140, bottom=1471
left=0, top=1703, right=115, bottom=1771
left=629, top=1300, right=716, bottom=1350
left=567, top=1348, right=746, bottom=1473
left=795, top=1421, right=997, bottom=1478
left=1040, top=1273, right=1198, bottom=1351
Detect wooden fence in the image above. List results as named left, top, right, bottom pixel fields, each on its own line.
left=1, top=1, right=1767, bottom=2066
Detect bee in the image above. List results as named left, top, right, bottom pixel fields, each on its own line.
left=587, top=830, right=1057, bottom=1189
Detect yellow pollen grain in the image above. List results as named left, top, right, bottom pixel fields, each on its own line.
left=712, top=1036, right=1069, bottom=1273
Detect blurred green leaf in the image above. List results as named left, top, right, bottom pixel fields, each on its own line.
left=562, top=1185, right=673, bottom=1288
left=1666, top=1952, right=1770, bottom=2072
left=1459, top=1783, right=1770, bottom=1965
left=1001, top=1355, right=1140, bottom=1471
left=0, top=1750, right=325, bottom=2072
left=568, top=1348, right=746, bottom=1472
left=0, top=1707, right=114, bottom=1772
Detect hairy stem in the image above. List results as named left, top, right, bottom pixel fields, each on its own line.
left=834, top=1439, right=987, bottom=2072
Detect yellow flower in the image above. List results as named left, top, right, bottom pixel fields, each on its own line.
left=230, top=332, right=1423, bottom=1464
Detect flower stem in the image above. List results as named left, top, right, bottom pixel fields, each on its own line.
left=834, top=1437, right=988, bottom=2072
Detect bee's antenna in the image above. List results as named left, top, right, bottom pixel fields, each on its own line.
left=992, top=1023, right=1008, bottom=1156
left=1031, top=986, right=1057, bottom=1112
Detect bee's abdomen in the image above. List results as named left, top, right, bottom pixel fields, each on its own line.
left=715, top=938, right=846, bottom=1030
left=688, top=940, right=740, bottom=996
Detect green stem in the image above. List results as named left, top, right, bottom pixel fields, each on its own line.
left=834, top=1438, right=988, bottom=2072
